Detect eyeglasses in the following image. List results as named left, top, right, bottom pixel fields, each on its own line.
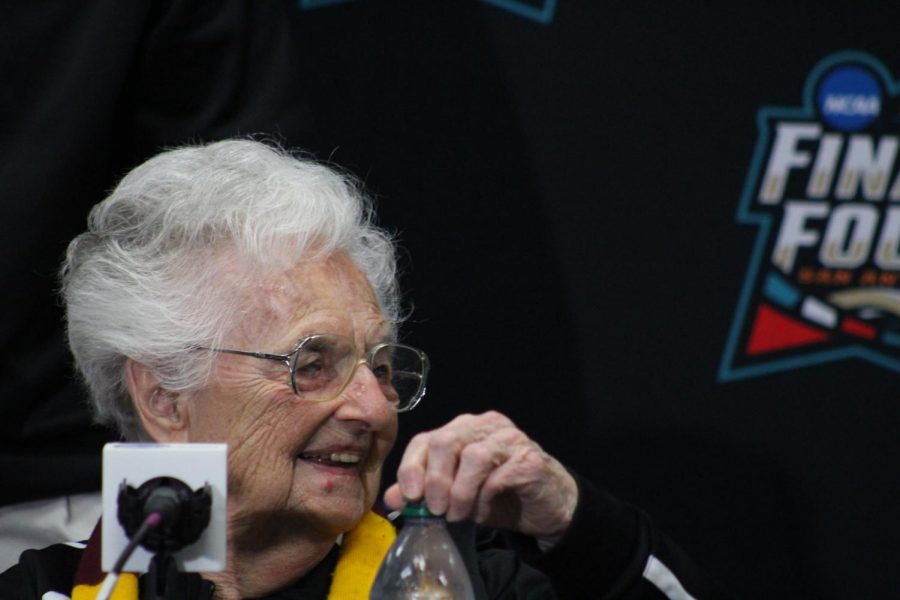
left=201, top=333, right=429, bottom=412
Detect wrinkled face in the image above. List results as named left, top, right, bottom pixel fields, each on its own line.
left=183, top=254, right=398, bottom=538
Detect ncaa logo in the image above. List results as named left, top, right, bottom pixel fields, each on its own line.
left=817, top=65, right=881, bottom=131
left=719, top=51, right=900, bottom=381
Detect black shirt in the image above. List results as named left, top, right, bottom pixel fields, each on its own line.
left=0, top=475, right=728, bottom=599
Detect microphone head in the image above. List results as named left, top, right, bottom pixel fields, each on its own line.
left=117, top=476, right=212, bottom=554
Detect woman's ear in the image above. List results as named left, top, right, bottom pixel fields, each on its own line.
left=125, top=359, right=189, bottom=442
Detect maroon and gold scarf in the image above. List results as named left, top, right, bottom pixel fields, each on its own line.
left=72, top=511, right=396, bottom=599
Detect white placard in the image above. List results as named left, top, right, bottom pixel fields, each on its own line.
left=101, top=443, right=227, bottom=573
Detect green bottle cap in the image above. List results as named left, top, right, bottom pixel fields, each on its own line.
left=400, top=499, right=435, bottom=517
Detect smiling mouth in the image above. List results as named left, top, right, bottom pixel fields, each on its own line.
left=298, top=452, right=363, bottom=468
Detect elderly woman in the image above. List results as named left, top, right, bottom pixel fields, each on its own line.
left=0, top=140, right=720, bottom=599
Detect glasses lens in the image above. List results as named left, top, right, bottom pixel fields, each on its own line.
left=291, top=335, right=357, bottom=400
left=370, top=344, right=427, bottom=411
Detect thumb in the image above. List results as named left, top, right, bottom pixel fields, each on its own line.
left=383, top=483, right=406, bottom=511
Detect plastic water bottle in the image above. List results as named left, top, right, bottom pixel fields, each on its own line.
left=370, top=501, right=475, bottom=600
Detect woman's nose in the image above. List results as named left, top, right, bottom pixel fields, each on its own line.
left=334, top=361, right=394, bottom=427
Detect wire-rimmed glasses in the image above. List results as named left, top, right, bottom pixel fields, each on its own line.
left=201, top=333, right=429, bottom=412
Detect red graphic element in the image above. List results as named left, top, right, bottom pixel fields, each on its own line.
left=840, top=317, right=876, bottom=340
left=746, top=304, right=831, bottom=355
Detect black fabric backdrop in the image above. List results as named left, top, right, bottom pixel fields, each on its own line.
left=4, top=1, right=899, bottom=597
left=294, top=2, right=900, bottom=598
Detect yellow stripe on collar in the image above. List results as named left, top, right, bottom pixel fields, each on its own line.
left=72, top=573, right=138, bottom=600
left=328, top=511, right=397, bottom=600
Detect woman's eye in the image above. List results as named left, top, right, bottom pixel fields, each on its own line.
left=296, top=360, right=323, bottom=376
left=372, top=363, right=393, bottom=383
left=295, top=354, right=329, bottom=379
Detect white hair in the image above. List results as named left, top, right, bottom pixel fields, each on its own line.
left=61, top=139, right=400, bottom=440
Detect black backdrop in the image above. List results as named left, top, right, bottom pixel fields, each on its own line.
left=293, top=1, right=900, bottom=598
left=4, top=1, right=899, bottom=597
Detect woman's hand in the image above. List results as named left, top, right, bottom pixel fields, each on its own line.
left=384, top=411, right=578, bottom=546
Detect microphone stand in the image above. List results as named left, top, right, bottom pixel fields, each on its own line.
left=142, top=550, right=206, bottom=599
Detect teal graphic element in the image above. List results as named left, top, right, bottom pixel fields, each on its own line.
left=299, top=0, right=557, bottom=24
left=479, top=0, right=556, bottom=24
left=299, top=0, right=354, bottom=8
left=763, top=273, right=801, bottom=309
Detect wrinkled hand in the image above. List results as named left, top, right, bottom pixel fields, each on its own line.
left=384, top=411, right=578, bottom=545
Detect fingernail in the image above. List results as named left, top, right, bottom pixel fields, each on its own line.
left=427, top=498, right=447, bottom=516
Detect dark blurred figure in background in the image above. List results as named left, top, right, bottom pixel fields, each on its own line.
left=0, top=0, right=314, bottom=569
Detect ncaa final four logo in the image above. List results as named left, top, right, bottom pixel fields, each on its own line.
left=719, top=51, right=900, bottom=381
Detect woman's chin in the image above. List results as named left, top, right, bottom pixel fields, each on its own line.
left=289, top=478, right=373, bottom=533
left=299, top=496, right=368, bottom=535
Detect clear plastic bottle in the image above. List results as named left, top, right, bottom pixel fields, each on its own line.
left=369, top=501, right=475, bottom=600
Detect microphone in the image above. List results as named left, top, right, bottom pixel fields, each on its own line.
left=110, top=475, right=215, bottom=599
left=117, top=476, right=212, bottom=554
left=101, top=443, right=227, bottom=574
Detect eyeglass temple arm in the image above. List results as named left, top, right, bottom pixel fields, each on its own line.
left=206, top=348, right=291, bottom=363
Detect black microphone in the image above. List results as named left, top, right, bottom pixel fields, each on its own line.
left=114, top=477, right=213, bottom=599
left=117, top=476, right=212, bottom=554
